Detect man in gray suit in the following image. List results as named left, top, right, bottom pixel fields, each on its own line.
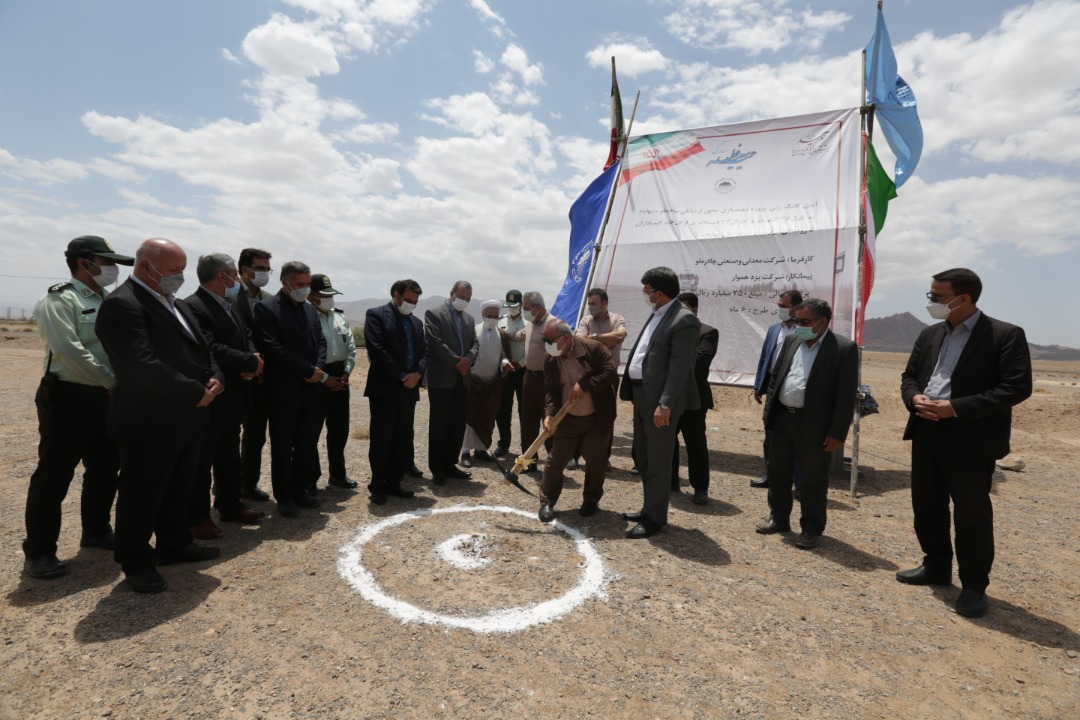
left=618, top=267, right=700, bottom=538
left=756, top=298, right=858, bottom=549
left=425, top=281, right=479, bottom=486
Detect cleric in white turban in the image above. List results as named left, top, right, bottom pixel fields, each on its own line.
left=460, top=300, right=513, bottom=466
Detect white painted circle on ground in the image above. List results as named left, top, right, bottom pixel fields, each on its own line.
left=436, top=533, right=493, bottom=570
left=337, top=505, right=608, bottom=633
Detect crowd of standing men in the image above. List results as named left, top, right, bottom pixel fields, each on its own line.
left=23, top=237, right=1031, bottom=619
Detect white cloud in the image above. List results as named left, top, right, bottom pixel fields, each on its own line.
left=221, top=48, right=242, bottom=65
left=585, top=41, right=668, bottom=77
left=501, top=44, right=543, bottom=86
left=117, top=188, right=179, bottom=211
left=0, top=148, right=88, bottom=185
left=242, top=14, right=340, bottom=78
left=473, top=50, right=495, bottom=74
left=467, top=0, right=506, bottom=29
left=664, top=0, right=850, bottom=54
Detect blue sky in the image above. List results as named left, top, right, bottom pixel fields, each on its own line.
left=1, top=0, right=1077, bottom=346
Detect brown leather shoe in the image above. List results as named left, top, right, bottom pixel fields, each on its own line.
left=219, top=505, right=264, bottom=524
left=191, top=518, right=223, bottom=540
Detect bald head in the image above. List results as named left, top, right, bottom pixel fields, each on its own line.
left=134, top=238, right=187, bottom=296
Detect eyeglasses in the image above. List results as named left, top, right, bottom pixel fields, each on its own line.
left=793, top=317, right=818, bottom=327
left=925, top=292, right=956, bottom=303
left=542, top=337, right=559, bottom=345
left=642, top=288, right=656, bottom=296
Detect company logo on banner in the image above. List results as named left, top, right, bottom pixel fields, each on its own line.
left=592, top=108, right=861, bottom=385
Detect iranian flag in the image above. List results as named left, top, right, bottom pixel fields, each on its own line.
left=604, top=58, right=625, bottom=170
left=619, top=130, right=706, bottom=186
left=858, top=135, right=898, bottom=344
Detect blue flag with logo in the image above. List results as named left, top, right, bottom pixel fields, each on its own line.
left=865, top=6, right=923, bottom=188
left=551, top=162, right=619, bottom=329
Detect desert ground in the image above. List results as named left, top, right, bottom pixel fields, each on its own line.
left=1, top=327, right=1077, bottom=719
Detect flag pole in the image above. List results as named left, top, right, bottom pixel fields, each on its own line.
left=850, top=42, right=871, bottom=498
left=574, top=87, right=641, bottom=328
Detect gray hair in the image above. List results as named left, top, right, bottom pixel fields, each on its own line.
left=197, top=253, right=236, bottom=284
left=280, top=260, right=310, bottom=281
left=552, top=321, right=572, bottom=336
left=523, top=291, right=545, bottom=309
left=451, top=280, right=472, bottom=295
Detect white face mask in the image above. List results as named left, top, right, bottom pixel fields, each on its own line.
left=643, top=294, right=657, bottom=310
left=522, top=309, right=534, bottom=323
left=544, top=339, right=563, bottom=357
left=508, top=307, right=521, bottom=318
left=925, top=297, right=959, bottom=321
left=251, top=270, right=270, bottom=288
left=149, top=262, right=185, bottom=295
left=88, top=262, right=119, bottom=288
left=289, top=286, right=311, bottom=303
left=317, top=296, right=334, bottom=313
left=778, top=306, right=792, bottom=320
left=587, top=303, right=602, bottom=317
left=451, top=297, right=469, bottom=313
left=397, top=300, right=416, bottom=316
left=483, top=317, right=498, bottom=331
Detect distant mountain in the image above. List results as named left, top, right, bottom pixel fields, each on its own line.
left=863, top=312, right=1080, bottom=361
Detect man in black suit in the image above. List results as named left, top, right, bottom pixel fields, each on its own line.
left=756, top=298, right=858, bottom=549
left=235, top=248, right=274, bottom=502
left=252, top=261, right=330, bottom=518
left=184, top=253, right=265, bottom=539
left=671, top=292, right=719, bottom=505
left=897, top=268, right=1032, bottom=619
left=96, top=238, right=224, bottom=593
left=364, top=279, right=429, bottom=504
left=424, top=281, right=478, bottom=486
left=619, top=267, right=700, bottom=539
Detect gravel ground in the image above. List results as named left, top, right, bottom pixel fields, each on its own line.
left=1, top=331, right=1078, bottom=719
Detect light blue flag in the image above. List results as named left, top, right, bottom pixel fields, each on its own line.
left=865, top=7, right=923, bottom=188
left=550, top=162, right=620, bottom=329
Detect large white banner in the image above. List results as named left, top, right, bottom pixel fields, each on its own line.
left=592, top=108, right=862, bottom=386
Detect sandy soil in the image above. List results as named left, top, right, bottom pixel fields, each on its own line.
left=1, top=329, right=1078, bottom=719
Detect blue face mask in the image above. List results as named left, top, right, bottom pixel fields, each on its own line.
left=795, top=326, right=818, bottom=343
left=223, top=277, right=241, bottom=299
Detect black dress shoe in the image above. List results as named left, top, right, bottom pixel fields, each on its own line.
left=630, top=467, right=640, bottom=476
left=277, top=501, right=300, bottom=518
left=692, top=492, right=708, bottom=506
left=896, top=565, right=951, bottom=586
left=24, top=555, right=68, bottom=580
left=432, top=474, right=447, bottom=486
left=755, top=516, right=791, bottom=534
left=243, top=487, right=271, bottom=502
left=566, top=458, right=579, bottom=470
left=328, top=476, right=358, bottom=489
left=369, top=490, right=387, bottom=505
left=538, top=504, right=556, bottom=523
left=474, top=450, right=494, bottom=462
left=622, top=511, right=646, bottom=522
left=794, top=531, right=821, bottom=549
left=445, top=466, right=472, bottom=479
left=750, top=477, right=769, bottom=488
left=626, top=521, right=661, bottom=539
left=158, top=543, right=220, bottom=566
left=294, top=493, right=320, bottom=509
left=80, top=527, right=115, bottom=550
left=305, top=483, right=318, bottom=497
left=460, top=453, right=473, bottom=468
left=404, top=464, right=425, bottom=479
left=492, top=445, right=508, bottom=458
left=126, top=569, right=167, bottom=594
left=578, top=501, right=599, bottom=517
left=955, top=589, right=988, bottom=618
left=385, top=486, right=415, bottom=498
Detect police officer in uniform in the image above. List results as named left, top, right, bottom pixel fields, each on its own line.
left=307, top=273, right=357, bottom=491
left=23, top=236, right=134, bottom=579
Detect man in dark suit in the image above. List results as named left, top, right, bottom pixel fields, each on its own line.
left=235, top=248, right=273, bottom=501
left=897, top=268, right=1032, bottom=619
left=752, top=288, right=803, bottom=491
left=96, top=238, right=224, bottom=593
left=670, top=292, right=719, bottom=505
left=252, top=261, right=330, bottom=518
left=536, top=321, right=618, bottom=523
left=618, top=266, right=700, bottom=539
left=424, top=281, right=479, bottom=486
left=184, top=253, right=265, bottom=539
left=364, top=279, right=429, bottom=504
left=756, top=298, right=858, bottom=550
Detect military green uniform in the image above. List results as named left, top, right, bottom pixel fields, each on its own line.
left=24, top=278, right=119, bottom=561
left=311, top=274, right=356, bottom=488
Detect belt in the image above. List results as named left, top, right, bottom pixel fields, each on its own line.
left=778, top=403, right=803, bottom=414
left=526, top=369, right=544, bottom=376
left=630, top=379, right=644, bottom=386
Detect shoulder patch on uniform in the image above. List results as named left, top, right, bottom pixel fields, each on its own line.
left=48, top=282, right=73, bottom=293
